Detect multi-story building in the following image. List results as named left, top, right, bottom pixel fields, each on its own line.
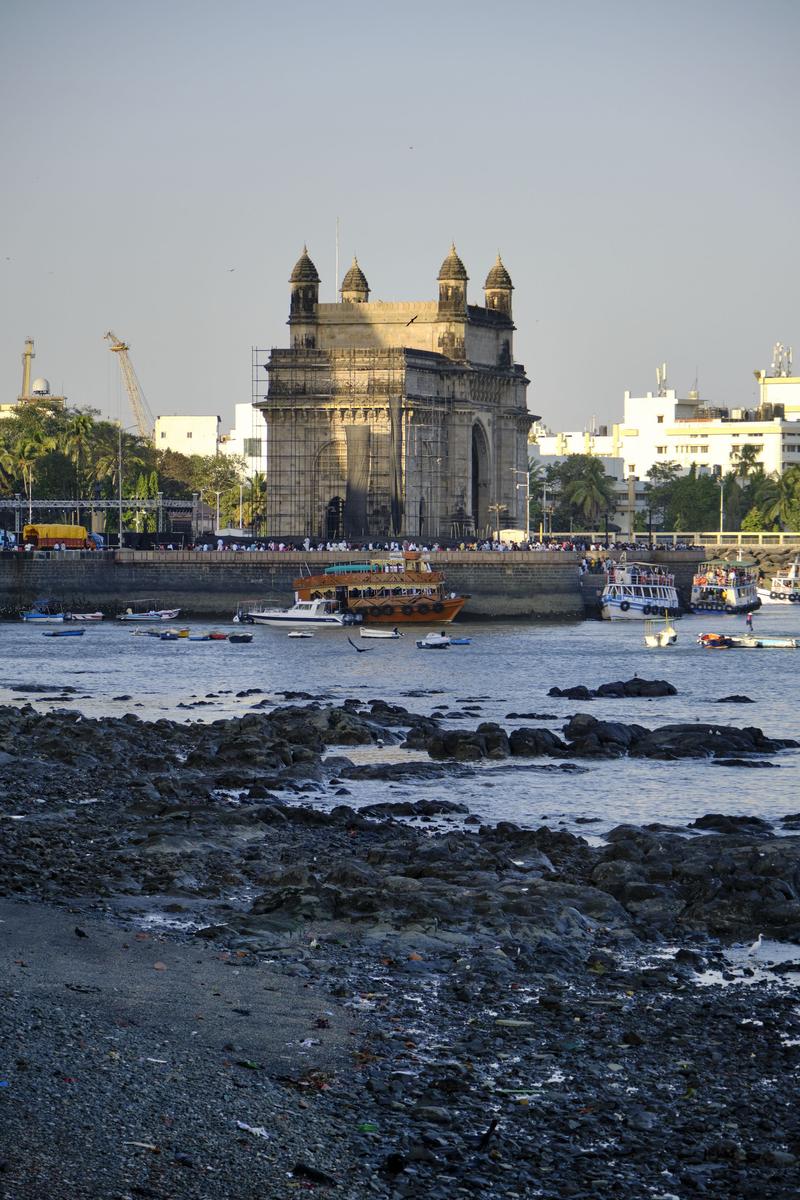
left=154, top=413, right=221, bottom=457
left=220, top=402, right=267, bottom=478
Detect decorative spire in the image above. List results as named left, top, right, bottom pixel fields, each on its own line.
left=484, top=253, right=513, bottom=290
left=437, top=242, right=468, bottom=282
left=289, top=246, right=320, bottom=284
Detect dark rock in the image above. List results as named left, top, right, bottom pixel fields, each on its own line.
left=690, top=813, right=773, bottom=833
left=716, top=695, right=755, bottom=703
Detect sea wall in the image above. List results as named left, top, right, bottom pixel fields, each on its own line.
left=0, top=550, right=586, bottom=620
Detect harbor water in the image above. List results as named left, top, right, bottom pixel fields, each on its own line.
left=3, top=605, right=799, bottom=836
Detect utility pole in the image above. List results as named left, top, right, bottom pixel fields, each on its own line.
left=718, top=475, right=724, bottom=535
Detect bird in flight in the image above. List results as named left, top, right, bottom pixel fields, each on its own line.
left=406, top=315, right=418, bottom=327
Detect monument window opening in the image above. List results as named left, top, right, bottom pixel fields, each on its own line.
left=326, top=496, right=345, bottom=541
left=471, top=424, right=489, bottom=535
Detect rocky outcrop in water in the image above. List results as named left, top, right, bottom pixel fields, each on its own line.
left=548, top=678, right=678, bottom=700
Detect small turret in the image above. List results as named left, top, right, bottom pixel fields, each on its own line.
left=437, top=243, right=468, bottom=315
left=289, top=246, right=320, bottom=318
left=483, top=254, right=513, bottom=317
left=340, top=256, right=370, bottom=303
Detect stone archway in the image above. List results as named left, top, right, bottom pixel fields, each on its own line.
left=471, top=423, right=490, bottom=535
left=313, top=440, right=347, bottom=538
left=326, top=496, right=345, bottom=541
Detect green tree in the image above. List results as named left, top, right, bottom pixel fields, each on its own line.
left=549, top=455, right=616, bottom=529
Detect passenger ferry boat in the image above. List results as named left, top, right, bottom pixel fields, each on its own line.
left=600, top=555, right=680, bottom=621
left=689, top=560, right=759, bottom=614
left=757, top=553, right=800, bottom=604
left=292, top=552, right=467, bottom=625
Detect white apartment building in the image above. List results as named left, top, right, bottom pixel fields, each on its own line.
left=154, top=414, right=221, bottom=457
left=219, top=402, right=267, bottom=478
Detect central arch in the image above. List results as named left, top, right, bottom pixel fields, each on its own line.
left=471, top=423, right=490, bottom=535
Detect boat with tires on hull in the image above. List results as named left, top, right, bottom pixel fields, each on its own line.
left=689, top=560, right=759, bottom=614
left=757, top=553, right=800, bottom=605
left=293, top=552, right=467, bottom=625
left=600, top=555, right=680, bottom=621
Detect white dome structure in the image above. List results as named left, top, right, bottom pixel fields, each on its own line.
left=31, top=378, right=50, bottom=395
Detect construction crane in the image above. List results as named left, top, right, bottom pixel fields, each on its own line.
left=104, top=331, right=155, bottom=439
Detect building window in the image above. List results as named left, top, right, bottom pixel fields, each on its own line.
left=656, top=445, right=667, bottom=454
left=160, top=431, right=166, bottom=439
left=243, top=438, right=262, bottom=457
left=657, top=415, right=664, bottom=424
left=186, top=431, right=192, bottom=439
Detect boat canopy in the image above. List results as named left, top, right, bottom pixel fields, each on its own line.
left=699, top=559, right=757, bottom=569
left=323, top=563, right=379, bottom=575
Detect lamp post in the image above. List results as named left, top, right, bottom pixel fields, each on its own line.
left=718, top=475, right=724, bottom=535
left=488, top=503, right=504, bottom=543
left=214, top=490, right=222, bottom=536
left=239, top=482, right=243, bottom=532
left=511, top=468, right=530, bottom=540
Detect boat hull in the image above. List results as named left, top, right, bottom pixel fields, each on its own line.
left=21, top=613, right=65, bottom=623
left=601, top=595, right=680, bottom=621
left=117, top=609, right=181, bottom=622
left=250, top=614, right=344, bottom=627
left=352, top=596, right=466, bottom=624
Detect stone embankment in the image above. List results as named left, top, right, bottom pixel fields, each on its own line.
left=1, top=697, right=799, bottom=1198
left=0, top=549, right=702, bottom=620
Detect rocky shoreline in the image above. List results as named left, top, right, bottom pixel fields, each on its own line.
left=1, top=699, right=800, bottom=1198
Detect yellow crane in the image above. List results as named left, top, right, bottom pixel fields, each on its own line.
left=104, top=331, right=155, bottom=439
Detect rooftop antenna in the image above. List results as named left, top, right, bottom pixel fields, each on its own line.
left=656, top=362, right=668, bottom=397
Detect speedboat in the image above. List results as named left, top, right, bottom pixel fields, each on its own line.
left=21, top=607, right=64, bottom=623
left=247, top=598, right=345, bottom=628
left=118, top=600, right=181, bottom=622
left=600, top=554, right=680, bottom=621
left=416, top=631, right=451, bottom=650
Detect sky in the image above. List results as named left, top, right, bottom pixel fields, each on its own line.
left=1, top=0, right=799, bottom=432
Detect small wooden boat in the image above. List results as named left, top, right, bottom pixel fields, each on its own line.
left=207, top=632, right=228, bottom=641
left=359, top=627, right=403, bottom=639
left=42, top=629, right=85, bottom=637
left=697, top=631, right=798, bottom=649
left=448, top=637, right=472, bottom=645
left=229, top=633, right=254, bottom=644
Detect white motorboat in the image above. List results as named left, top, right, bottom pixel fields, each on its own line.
left=247, top=598, right=345, bottom=628
left=643, top=616, right=678, bottom=648
left=117, top=600, right=181, bottom=622
left=359, top=627, right=403, bottom=639
left=65, top=611, right=104, bottom=622
left=689, top=560, right=759, bottom=614
left=601, top=554, right=680, bottom=621
left=416, top=631, right=451, bottom=649
left=757, top=553, right=800, bottom=604
left=288, top=630, right=314, bottom=638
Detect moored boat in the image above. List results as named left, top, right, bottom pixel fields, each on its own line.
left=416, top=631, right=451, bottom=649
left=247, top=598, right=346, bottom=628
left=42, top=629, right=85, bottom=637
left=697, top=631, right=798, bottom=649
left=689, top=560, right=759, bottom=614
left=293, top=552, right=467, bottom=625
left=600, top=555, right=680, bottom=621
left=757, top=553, right=800, bottom=604
left=359, top=627, right=403, bottom=639
left=229, top=633, right=254, bottom=643
left=644, top=616, right=678, bottom=648
left=21, top=606, right=64, bottom=624
left=65, top=611, right=104, bottom=622
left=118, top=600, right=181, bottom=622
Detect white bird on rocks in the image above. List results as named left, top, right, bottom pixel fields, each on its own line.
left=748, top=933, right=764, bottom=957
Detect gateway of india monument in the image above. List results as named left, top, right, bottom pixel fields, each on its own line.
left=257, top=245, right=536, bottom=541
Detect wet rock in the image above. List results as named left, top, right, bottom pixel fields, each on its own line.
left=549, top=678, right=677, bottom=699
left=690, top=813, right=773, bottom=833
left=716, top=695, right=755, bottom=703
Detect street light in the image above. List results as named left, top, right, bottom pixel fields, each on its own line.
left=214, top=490, right=222, bottom=536
left=511, top=468, right=530, bottom=540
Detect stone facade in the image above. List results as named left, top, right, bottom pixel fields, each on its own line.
left=258, top=247, right=536, bottom=540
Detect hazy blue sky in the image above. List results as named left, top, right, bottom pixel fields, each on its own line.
left=2, top=0, right=798, bottom=432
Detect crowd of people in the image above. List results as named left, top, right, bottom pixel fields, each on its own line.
left=160, top=536, right=703, bottom=556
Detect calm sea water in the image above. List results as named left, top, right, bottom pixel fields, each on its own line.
left=3, top=606, right=799, bottom=835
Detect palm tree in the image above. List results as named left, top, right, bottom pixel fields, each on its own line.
left=64, top=412, right=95, bottom=523
left=244, top=472, right=267, bottom=535
left=10, top=431, right=55, bottom=522
left=762, top=467, right=800, bottom=529
left=731, top=443, right=760, bottom=479
left=562, top=459, right=616, bottom=526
